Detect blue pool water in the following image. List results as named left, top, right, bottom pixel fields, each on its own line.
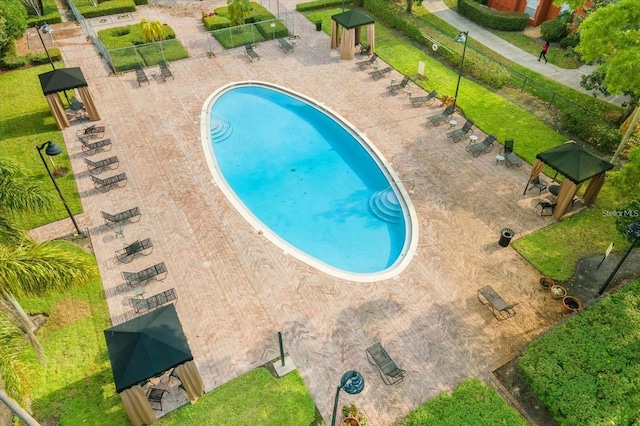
left=208, top=84, right=409, bottom=275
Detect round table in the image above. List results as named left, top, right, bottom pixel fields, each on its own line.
left=448, top=119, right=458, bottom=129
left=113, top=224, right=124, bottom=238
left=468, top=135, right=478, bottom=144
left=389, top=77, right=397, bottom=87
left=133, top=285, right=145, bottom=297
left=549, top=184, right=561, bottom=196
left=495, top=154, right=505, bottom=166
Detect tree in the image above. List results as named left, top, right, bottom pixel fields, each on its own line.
left=227, top=0, right=251, bottom=29
left=0, top=159, right=96, bottom=411
left=140, top=19, right=164, bottom=43
left=0, top=0, right=27, bottom=55
left=575, top=0, right=640, bottom=98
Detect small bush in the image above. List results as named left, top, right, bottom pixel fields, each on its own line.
left=78, top=0, right=137, bottom=19
left=255, top=20, right=289, bottom=40
left=0, top=43, right=29, bottom=69
left=458, top=0, right=528, bottom=31
left=559, top=33, right=579, bottom=49
left=213, top=25, right=266, bottom=49
left=540, top=18, right=568, bottom=42
left=560, top=111, right=620, bottom=153
left=203, top=15, right=231, bottom=31
left=296, top=0, right=349, bottom=11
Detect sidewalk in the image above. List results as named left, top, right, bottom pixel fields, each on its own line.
left=422, top=0, right=627, bottom=106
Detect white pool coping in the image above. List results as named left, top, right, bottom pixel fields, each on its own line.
left=200, top=80, right=419, bottom=282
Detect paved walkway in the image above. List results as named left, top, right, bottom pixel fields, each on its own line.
left=27, top=3, right=574, bottom=425
left=422, top=0, right=627, bottom=106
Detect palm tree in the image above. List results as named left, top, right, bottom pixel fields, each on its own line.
left=140, top=19, right=165, bottom=43
left=228, top=0, right=251, bottom=30
left=0, top=159, right=96, bottom=412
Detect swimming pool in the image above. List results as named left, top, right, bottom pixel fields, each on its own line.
left=201, top=82, right=417, bottom=282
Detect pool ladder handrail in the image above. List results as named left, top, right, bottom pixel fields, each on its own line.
left=210, top=112, right=233, bottom=142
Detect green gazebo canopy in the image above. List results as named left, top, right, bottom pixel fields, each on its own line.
left=536, top=142, right=613, bottom=184
left=331, top=9, right=374, bottom=29
left=38, top=67, right=88, bottom=95
left=104, top=304, right=193, bottom=393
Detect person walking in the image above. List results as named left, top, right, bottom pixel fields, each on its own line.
left=538, top=41, right=549, bottom=63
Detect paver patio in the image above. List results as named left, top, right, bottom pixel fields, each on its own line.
left=29, top=3, right=565, bottom=424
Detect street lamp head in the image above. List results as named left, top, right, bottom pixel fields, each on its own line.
left=454, top=31, right=468, bottom=44
left=41, top=23, right=54, bottom=35
left=37, top=140, right=63, bottom=156
left=340, top=371, right=365, bottom=395
left=625, top=222, right=640, bottom=239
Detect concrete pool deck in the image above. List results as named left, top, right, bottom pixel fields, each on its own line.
left=30, top=3, right=566, bottom=424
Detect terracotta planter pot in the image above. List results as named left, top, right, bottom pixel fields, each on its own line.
left=561, top=296, right=582, bottom=314
left=550, top=285, right=567, bottom=300
left=539, top=277, right=555, bottom=289
left=341, top=418, right=360, bottom=426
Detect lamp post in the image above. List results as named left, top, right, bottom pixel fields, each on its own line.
left=452, top=30, right=469, bottom=112
left=331, top=371, right=364, bottom=426
left=596, top=221, right=640, bottom=297
left=36, top=141, right=82, bottom=236
left=35, top=22, right=55, bottom=71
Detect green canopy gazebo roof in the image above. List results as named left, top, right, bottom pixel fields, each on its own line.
left=536, top=142, right=613, bottom=184
left=331, top=9, right=374, bottom=29
left=104, top=304, right=193, bottom=393
left=38, top=67, right=88, bottom=95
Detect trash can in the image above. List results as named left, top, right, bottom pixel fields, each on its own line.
left=499, top=228, right=514, bottom=247
left=315, top=20, right=322, bottom=31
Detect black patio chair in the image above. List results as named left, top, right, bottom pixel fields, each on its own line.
left=501, top=139, right=523, bottom=167
left=76, top=124, right=106, bottom=139
left=387, top=76, right=410, bottom=96
left=244, top=43, right=260, bottom=62
left=91, top=173, right=127, bottom=192
left=368, top=66, right=392, bottom=80
left=158, top=60, right=174, bottom=81
left=122, top=262, right=168, bottom=286
left=147, top=387, right=166, bottom=411
left=410, top=90, right=437, bottom=107
left=101, top=207, right=141, bottom=226
left=527, top=176, right=547, bottom=194
left=84, top=156, right=119, bottom=174
left=278, top=38, right=294, bottom=53
left=426, top=105, right=454, bottom=127
left=357, top=53, right=378, bottom=70
left=365, top=342, right=405, bottom=385
left=466, top=134, right=496, bottom=157
left=446, top=119, right=475, bottom=143
left=116, top=238, right=153, bottom=263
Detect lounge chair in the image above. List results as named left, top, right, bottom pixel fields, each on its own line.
left=446, top=119, right=475, bottom=143
left=78, top=136, right=112, bottom=156
left=365, top=342, right=406, bottom=385
left=135, top=68, right=149, bottom=86
left=122, top=262, right=168, bottom=286
left=501, top=139, right=523, bottom=167
left=465, top=134, right=496, bottom=157
left=357, top=53, right=378, bottom=70
left=147, top=388, right=167, bottom=411
left=536, top=201, right=556, bottom=216
left=527, top=176, right=547, bottom=194
left=426, top=105, right=454, bottom=127
left=76, top=124, right=106, bottom=139
left=368, top=66, right=392, bottom=81
left=245, top=43, right=260, bottom=62
left=387, top=76, right=410, bottom=95
left=158, top=60, right=174, bottom=81
left=409, top=90, right=437, bottom=107
left=84, top=156, right=119, bottom=174
left=116, top=238, right=153, bottom=263
left=278, top=38, right=294, bottom=53
left=101, top=207, right=141, bottom=226
left=91, top=173, right=127, bottom=192
left=130, top=288, right=177, bottom=314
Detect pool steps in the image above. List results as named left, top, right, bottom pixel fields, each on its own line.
left=211, top=116, right=233, bottom=142
left=369, top=188, right=403, bottom=223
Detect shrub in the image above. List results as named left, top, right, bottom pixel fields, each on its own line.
left=77, top=0, right=137, bottom=19
left=203, top=15, right=231, bottom=31
left=458, top=0, right=528, bottom=31
left=26, top=0, right=62, bottom=26
left=540, top=18, right=568, bottom=42
left=296, top=0, right=349, bottom=11
left=213, top=25, right=265, bottom=49
left=255, top=20, right=289, bottom=39
left=0, top=42, right=29, bottom=69
left=559, top=33, right=579, bottom=49
left=610, top=146, right=640, bottom=201
left=28, top=47, right=62, bottom=64
left=560, top=111, right=620, bottom=153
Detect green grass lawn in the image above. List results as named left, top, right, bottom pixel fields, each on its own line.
left=0, top=65, right=82, bottom=230
left=401, top=378, right=529, bottom=425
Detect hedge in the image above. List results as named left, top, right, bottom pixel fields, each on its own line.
left=98, top=24, right=177, bottom=49
left=519, top=278, right=640, bottom=426
left=296, top=0, right=351, bottom=12
left=458, top=0, right=528, bottom=31
left=27, top=0, right=62, bottom=26
left=255, top=20, right=289, bottom=40
left=203, top=15, right=231, bottom=31
left=213, top=26, right=266, bottom=49
left=77, top=0, right=137, bottom=18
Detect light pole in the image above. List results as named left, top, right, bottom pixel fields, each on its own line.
left=35, top=23, right=55, bottom=71
left=36, top=141, right=82, bottom=236
left=596, top=221, right=640, bottom=297
left=452, top=30, right=468, bottom=112
left=331, top=371, right=364, bottom=426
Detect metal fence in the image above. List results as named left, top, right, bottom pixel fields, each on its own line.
left=66, top=0, right=115, bottom=72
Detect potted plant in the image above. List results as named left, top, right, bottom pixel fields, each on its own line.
left=340, top=418, right=360, bottom=426
left=561, top=296, right=582, bottom=314
left=539, top=276, right=555, bottom=289
left=342, top=403, right=358, bottom=419
left=550, top=285, right=567, bottom=300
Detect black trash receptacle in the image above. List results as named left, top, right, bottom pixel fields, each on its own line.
left=499, top=228, right=514, bottom=247
left=315, top=20, right=322, bottom=31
